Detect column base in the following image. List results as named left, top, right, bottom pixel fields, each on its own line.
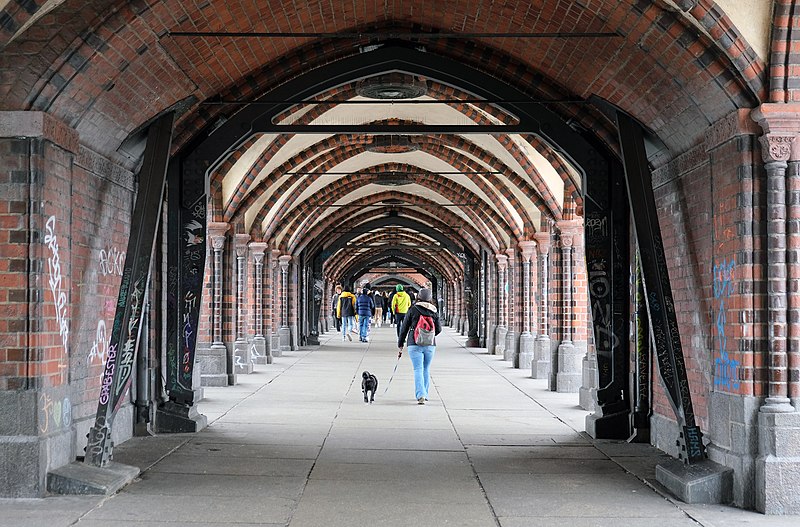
left=495, top=326, right=507, bottom=356
left=199, top=343, right=230, bottom=387
left=271, top=333, right=281, bottom=357
left=532, top=336, right=551, bottom=379
left=279, top=326, right=291, bottom=352
left=154, top=400, right=208, bottom=433
left=586, top=409, right=631, bottom=440
left=503, top=330, right=516, bottom=362
left=289, top=324, right=299, bottom=350
left=656, top=458, right=733, bottom=504
left=518, top=332, right=535, bottom=370
left=579, top=354, right=598, bottom=411
left=486, top=324, right=496, bottom=355
left=556, top=341, right=583, bottom=393
left=251, top=336, right=268, bottom=364
left=233, top=340, right=254, bottom=374
left=755, top=407, right=800, bottom=514
left=47, top=461, right=139, bottom=496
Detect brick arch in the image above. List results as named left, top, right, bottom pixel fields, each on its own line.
left=0, top=1, right=767, bottom=162
left=336, top=246, right=455, bottom=284
left=324, top=232, right=462, bottom=281
left=291, top=195, right=495, bottom=256
left=285, top=188, right=506, bottom=255
left=253, top=140, right=529, bottom=243
left=769, top=0, right=800, bottom=103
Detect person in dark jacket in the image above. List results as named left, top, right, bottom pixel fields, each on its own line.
left=355, top=287, right=375, bottom=342
left=331, top=284, right=342, bottom=331
left=373, top=290, right=384, bottom=327
left=397, top=287, right=442, bottom=404
left=337, top=285, right=356, bottom=341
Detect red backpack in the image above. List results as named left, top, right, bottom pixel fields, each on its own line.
left=414, top=313, right=436, bottom=346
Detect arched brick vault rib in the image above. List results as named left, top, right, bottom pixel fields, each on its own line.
left=240, top=141, right=522, bottom=246
left=294, top=202, right=488, bottom=258
left=222, top=135, right=367, bottom=223
left=336, top=247, right=454, bottom=285
left=0, top=2, right=766, bottom=163
left=246, top=140, right=534, bottom=243
left=334, top=230, right=463, bottom=279
left=303, top=205, right=484, bottom=261
left=326, top=240, right=461, bottom=283
left=275, top=172, right=512, bottom=253
left=322, top=231, right=462, bottom=281
left=284, top=189, right=504, bottom=255
left=769, top=0, right=800, bottom=103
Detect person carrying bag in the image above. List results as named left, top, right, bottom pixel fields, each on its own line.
left=397, top=287, right=441, bottom=405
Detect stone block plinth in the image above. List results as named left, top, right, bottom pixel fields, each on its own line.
left=556, top=341, right=581, bottom=393
left=251, top=336, right=269, bottom=364
left=47, top=461, right=139, bottom=496
left=495, top=326, right=507, bottom=356
left=532, top=336, right=551, bottom=379
left=234, top=340, right=253, bottom=374
left=199, top=344, right=229, bottom=387
left=656, top=458, right=733, bottom=504
left=518, top=332, right=535, bottom=370
left=756, top=409, right=800, bottom=514
left=504, top=330, right=516, bottom=362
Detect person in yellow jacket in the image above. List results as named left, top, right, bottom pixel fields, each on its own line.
left=391, top=284, right=411, bottom=337
left=337, top=286, right=357, bottom=341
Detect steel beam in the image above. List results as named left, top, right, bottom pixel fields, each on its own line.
left=85, top=112, right=174, bottom=467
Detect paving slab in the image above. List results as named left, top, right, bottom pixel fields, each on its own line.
left=149, top=453, right=314, bottom=477
left=124, top=471, right=307, bottom=499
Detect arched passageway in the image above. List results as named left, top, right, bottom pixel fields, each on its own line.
left=1, top=0, right=799, bottom=516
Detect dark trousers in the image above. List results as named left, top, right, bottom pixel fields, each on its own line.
left=334, top=315, right=342, bottom=331
left=395, top=312, right=406, bottom=337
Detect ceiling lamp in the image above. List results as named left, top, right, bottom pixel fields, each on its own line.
left=374, top=173, right=411, bottom=186
left=356, top=73, right=428, bottom=100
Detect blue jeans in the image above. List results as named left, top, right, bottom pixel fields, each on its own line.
left=359, top=315, right=371, bottom=340
left=408, top=345, right=435, bottom=400
left=342, top=316, right=355, bottom=338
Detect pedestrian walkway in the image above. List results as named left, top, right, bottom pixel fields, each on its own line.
left=2, top=327, right=797, bottom=526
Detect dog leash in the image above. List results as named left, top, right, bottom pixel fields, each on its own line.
left=383, top=353, right=402, bottom=395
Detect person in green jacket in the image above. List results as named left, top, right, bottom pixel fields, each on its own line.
left=391, top=284, right=411, bottom=337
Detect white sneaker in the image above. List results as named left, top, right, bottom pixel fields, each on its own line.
left=347, top=333, right=352, bottom=341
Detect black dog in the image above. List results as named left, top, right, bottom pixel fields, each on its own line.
left=362, top=371, right=378, bottom=403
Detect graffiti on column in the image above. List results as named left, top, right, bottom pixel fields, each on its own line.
left=713, top=258, right=739, bottom=391
left=99, top=246, right=125, bottom=276
left=44, top=216, right=69, bottom=381
left=113, top=277, right=145, bottom=409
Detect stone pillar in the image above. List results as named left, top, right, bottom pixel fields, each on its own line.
left=270, top=249, right=281, bottom=356
left=233, top=234, right=253, bottom=374
left=504, top=247, right=518, bottom=363
left=556, top=230, right=581, bottom=392
left=532, top=232, right=551, bottom=379
left=451, top=280, right=460, bottom=328
left=752, top=105, right=800, bottom=514
left=249, top=242, right=270, bottom=364
left=278, top=255, right=292, bottom=353
left=289, top=262, right=299, bottom=350
left=518, top=241, right=537, bottom=370
left=201, top=222, right=231, bottom=387
left=495, top=254, right=508, bottom=356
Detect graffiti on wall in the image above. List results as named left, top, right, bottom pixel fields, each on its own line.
left=99, top=246, right=125, bottom=276
left=713, top=258, right=739, bottom=391
left=38, top=392, right=72, bottom=434
left=44, top=216, right=69, bottom=381
left=88, top=319, right=111, bottom=365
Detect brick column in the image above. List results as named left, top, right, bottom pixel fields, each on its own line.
left=232, top=234, right=253, bottom=374
left=269, top=249, right=281, bottom=356
left=752, top=104, right=800, bottom=514
left=504, top=247, right=518, bottom=363
left=556, top=226, right=582, bottom=393
left=249, top=242, right=270, bottom=364
left=518, top=241, right=537, bottom=370
left=494, top=254, right=508, bottom=356
left=278, top=255, right=292, bottom=352
left=532, top=232, right=551, bottom=379
left=203, top=222, right=231, bottom=387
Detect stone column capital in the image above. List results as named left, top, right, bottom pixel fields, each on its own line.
left=752, top=103, right=800, bottom=162
left=234, top=234, right=251, bottom=257
left=270, top=249, right=281, bottom=268
left=560, top=235, right=574, bottom=248
left=208, top=222, right=230, bottom=250
left=249, top=242, right=267, bottom=263
left=278, top=255, right=292, bottom=270
left=533, top=232, right=551, bottom=254
left=495, top=253, right=508, bottom=270
left=505, top=247, right=516, bottom=261
left=518, top=240, right=537, bottom=262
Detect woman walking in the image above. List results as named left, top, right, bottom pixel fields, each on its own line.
left=397, top=288, right=441, bottom=404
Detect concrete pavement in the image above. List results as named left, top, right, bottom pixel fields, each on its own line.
left=1, top=326, right=797, bottom=526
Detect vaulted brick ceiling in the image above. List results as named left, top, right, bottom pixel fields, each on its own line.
left=0, top=0, right=768, bottom=281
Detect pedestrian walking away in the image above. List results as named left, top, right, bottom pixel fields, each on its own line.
left=373, top=289, right=384, bottom=327
left=391, top=284, right=411, bottom=337
left=356, top=287, right=375, bottom=342
left=331, top=284, right=342, bottom=332
left=337, top=285, right=356, bottom=341
left=397, top=287, right=441, bottom=404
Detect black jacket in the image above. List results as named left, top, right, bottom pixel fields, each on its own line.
left=398, top=301, right=442, bottom=347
